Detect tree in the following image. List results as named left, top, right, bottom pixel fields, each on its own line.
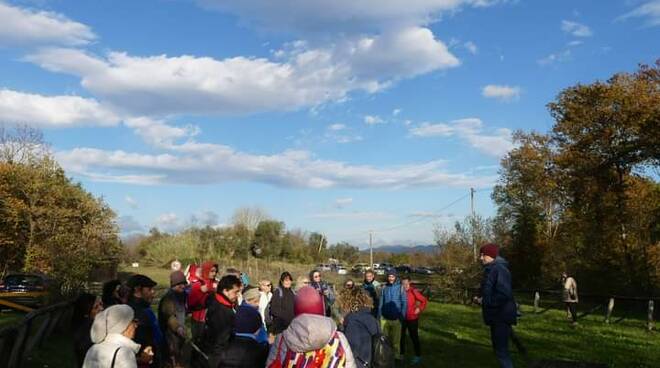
left=230, top=206, right=271, bottom=232
left=327, top=242, right=360, bottom=264
left=253, top=220, right=284, bottom=258
left=308, top=232, right=327, bottom=261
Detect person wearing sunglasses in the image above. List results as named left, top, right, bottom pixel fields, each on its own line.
left=258, top=279, right=273, bottom=330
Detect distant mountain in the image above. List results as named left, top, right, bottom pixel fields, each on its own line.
left=362, top=244, right=438, bottom=254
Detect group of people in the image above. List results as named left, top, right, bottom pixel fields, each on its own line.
left=71, top=262, right=430, bottom=368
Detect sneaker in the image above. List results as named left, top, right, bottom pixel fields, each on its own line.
left=411, top=356, right=422, bottom=365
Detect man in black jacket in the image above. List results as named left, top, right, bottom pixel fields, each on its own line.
left=203, top=274, right=241, bottom=368
left=479, top=243, right=517, bottom=368
left=217, top=301, right=269, bottom=367
left=127, top=274, right=163, bottom=368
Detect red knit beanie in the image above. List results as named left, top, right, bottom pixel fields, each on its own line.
left=294, top=286, right=325, bottom=316
left=479, top=243, right=499, bottom=259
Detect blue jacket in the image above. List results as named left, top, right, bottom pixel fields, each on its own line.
left=343, top=308, right=380, bottom=367
left=378, top=280, right=407, bottom=320
left=480, top=257, right=517, bottom=325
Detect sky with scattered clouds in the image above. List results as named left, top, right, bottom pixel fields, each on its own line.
left=0, top=0, right=658, bottom=247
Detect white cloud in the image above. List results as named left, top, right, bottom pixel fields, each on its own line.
left=334, top=197, right=353, bottom=209
left=0, top=2, right=95, bottom=46
left=124, top=117, right=199, bottom=148
left=124, top=195, right=138, bottom=209
left=155, top=212, right=181, bottom=233
left=618, top=1, right=660, bottom=27
left=392, top=108, right=402, bottom=116
left=561, top=20, right=593, bottom=37
left=0, top=89, right=120, bottom=128
left=199, top=0, right=507, bottom=35
left=364, top=115, right=385, bottom=125
left=481, top=84, right=521, bottom=101
left=190, top=210, right=221, bottom=227
left=464, top=41, right=478, bottom=54
left=567, top=40, right=583, bottom=47
left=55, top=135, right=495, bottom=189
left=409, top=118, right=514, bottom=157
left=537, top=49, right=572, bottom=66
left=328, top=123, right=346, bottom=131
left=117, top=215, right=144, bottom=234
left=26, top=27, right=458, bottom=116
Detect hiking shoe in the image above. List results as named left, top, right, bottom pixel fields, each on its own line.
left=411, top=356, right=422, bottom=365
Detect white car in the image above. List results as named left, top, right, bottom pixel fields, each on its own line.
left=375, top=267, right=386, bottom=275
left=337, top=267, right=348, bottom=275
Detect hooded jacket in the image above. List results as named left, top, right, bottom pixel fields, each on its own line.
left=378, top=278, right=407, bottom=321
left=217, top=334, right=269, bottom=368
left=480, top=256, right=517, bottom=326
left=266, top=314, right=357, bottom=368
left=269, top=284, right=296, bottom=334
left=343, top=309, right=380, bottom=367
left=188, top=261, right=217, bottom=322
left=203, top=291, right=237, bottom=367
left=83, top=333, right=141, bottom=368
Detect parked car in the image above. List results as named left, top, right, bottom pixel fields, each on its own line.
left=0, top=273, right=53, bottom=308
left=414, top=267, right=434, bottom=275
left=374, top=267, right=386, bottom=276
left=336, top=265, right=348, bottom=275
left=351, top=263, right=370, bottom=273
left=395, top=265, right=413, bottom=274
left=316, top=264, right=331, bottom=271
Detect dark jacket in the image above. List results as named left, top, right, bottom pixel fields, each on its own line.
left=362, top=280, right=381, bottom=317
left=158, top=289, right=187, bottom=367
left=269, top=286, right=295, bottom=334
left=73, top=318, right=93, bottom=368
left=378, top=280, right=407, bottom=321
left=128, top=296, right=163, bottom=368
left=480, top=257, right=517, bottom=326
left=217, top=334, right=269, bottom=368
left=343, top=309, right=380, bottom=367
left=203, top=292, right=237, bottom=367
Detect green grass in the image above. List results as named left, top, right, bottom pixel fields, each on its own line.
left=409, top=303, right=659, bottom=368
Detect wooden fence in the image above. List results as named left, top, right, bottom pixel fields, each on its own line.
left=0, top=300, right=73, bottom=368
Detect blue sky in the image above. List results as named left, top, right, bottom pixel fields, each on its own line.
left=0, top=0, right=658, bottom=247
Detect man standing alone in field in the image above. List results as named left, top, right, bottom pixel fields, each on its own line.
left=479, top=243, right=517, bottom=368
left=561, top=272, right=579, bottom=326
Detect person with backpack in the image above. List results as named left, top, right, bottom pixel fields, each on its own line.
left=400, top=276, right=427, bottom=366
left=339, top=288, right=386, bottom=368
left=309, top=269, right=336, bottom=317
left=188, top=261, right=218, bottom=343
left=267, top=272, right=296, bottom=335
left=83, top=304, right=141, bottom=368
left=362, top=270, right=381, bottom=317
left=378, top=269, right=407, bottom=363
left=217, top=299, right=270, bottom=367
left=266, top=286, right=357, bottom=368
left=202, top=274, right=242, bottom=368
left=479, top=243, right=517, bottom=368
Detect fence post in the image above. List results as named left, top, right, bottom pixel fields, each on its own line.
left=534, top=291, right=540, bottom=313
left=605, top=297, right=615, bottom=323
left=649, top=300, right=655, bottom=332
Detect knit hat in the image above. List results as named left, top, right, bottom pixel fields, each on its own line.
left=242, top=287, right=260, bottom=302
left=233, top=304, right=262, bottom=334
left=294, top=286, right=325, bottom=316
left=479, top=243, right=499, bottom=259
left=170, top=271, right=187, bottom=287
left=127, top=274, right=157, bottom=289
left=386, top=268, right=398, bottom=277
left=90, top=304, right=134, bottom=343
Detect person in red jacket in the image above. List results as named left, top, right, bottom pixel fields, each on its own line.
left=187, top=261, right=218, bottom=343
left=400, top=275, right=427, bottom=366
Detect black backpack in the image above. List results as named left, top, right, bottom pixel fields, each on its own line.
left=264, top=287, right=284, bottom=328
left=370, top=332, right=395, bottom=368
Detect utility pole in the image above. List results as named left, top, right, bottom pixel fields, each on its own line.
left=369, top=230, right=374, bottom=269
left=471, top=187, right=476, bottom=260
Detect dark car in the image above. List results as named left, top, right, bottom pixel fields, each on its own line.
left=414, top=267, right=434, bottom=275
left=395, top=265, right=413, bottom=274
left=0, top=273, right=52, bottom=308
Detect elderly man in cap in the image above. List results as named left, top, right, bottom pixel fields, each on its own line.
left=159, top=271, right=188, bottom=367
left=127, top=274, right=163, bottom=368
left=479, top=243, right=517, bottom=368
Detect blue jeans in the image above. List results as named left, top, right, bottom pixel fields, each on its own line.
left=490, top=323, right=513, bottom=368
